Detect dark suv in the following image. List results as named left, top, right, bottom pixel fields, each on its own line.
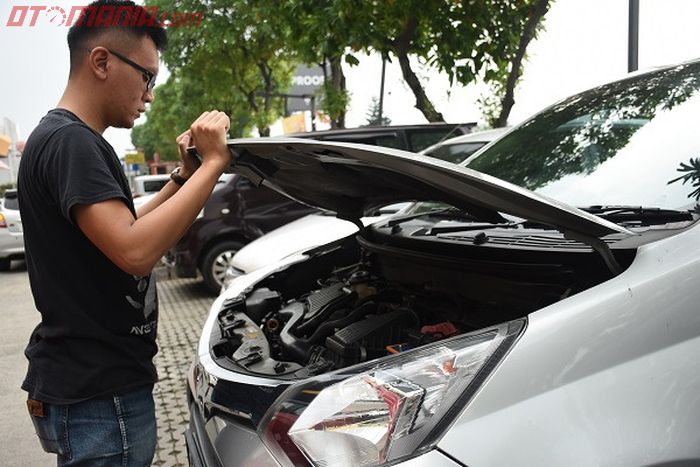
left=165, top=176, right=316, bottom=294
left=290, top=122, right=475, bottom=151
left=167, top=123, right=475, bottom=293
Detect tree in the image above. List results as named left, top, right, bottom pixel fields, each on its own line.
left=478, top=0, right=552, bottom=127
left=284, top=1, right=552, bottom=125
left=136, top=0, right=552, bottom=140
left=132, top=72, right=253, bottom=160
left=365, top=97, right=391, bottom=126
left=146, top=0, right=295, bottom=136
left=282, top=1, right=358, bottom=128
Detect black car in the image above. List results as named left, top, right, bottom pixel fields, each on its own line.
left=290, top=122, right=475, bottom=152
left=168, top=123, right=476, bottom=293
left=165, top=175, right=316, bottom=294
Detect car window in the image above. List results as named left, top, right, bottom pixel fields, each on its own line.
left=3, top=193, right=18, bottom=210
left=323, top=134, right=402, bottom=149
left=373, top=135, right=403, bottom=149
left=408, top=129, right=462, bottom=152
left=423, top=141, right=487, bottom=164
left=142, top=179, right=168, bottom=193
left=464, top=61, right=700, bottom=210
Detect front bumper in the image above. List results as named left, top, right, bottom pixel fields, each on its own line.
left=186, top=399, right=278, bottom=467
left=185, top=364, right=465, bottom=467
left=185, top=398, right=464, bottom=467
left=0, top=231, right=24, bottom=259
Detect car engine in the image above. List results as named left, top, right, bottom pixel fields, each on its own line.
left=208, top=228, right=630, bottom=378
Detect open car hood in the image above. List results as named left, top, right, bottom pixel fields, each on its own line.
left=220, top=138, right=632, bottom=238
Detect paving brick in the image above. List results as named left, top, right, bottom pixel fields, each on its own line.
left=153, top=271, right=214, bottom=467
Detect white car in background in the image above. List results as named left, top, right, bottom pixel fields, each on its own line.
left=132, top=173, right=170, bottom=197
left=420, top=127, right=507, bottom=163
left=0, top=189, right=24, bottom=271
left=132, top=173, right=234, bottom=210
left=224, top=128, right=508, bottom=285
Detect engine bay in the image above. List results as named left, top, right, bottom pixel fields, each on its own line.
left=208, top=228, right=637, bottom=379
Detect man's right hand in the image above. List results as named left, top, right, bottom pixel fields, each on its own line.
left=189, top=110, right=231, bottom=170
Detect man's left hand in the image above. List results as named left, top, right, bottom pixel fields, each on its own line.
left=176, top=130, right=198, bottom=178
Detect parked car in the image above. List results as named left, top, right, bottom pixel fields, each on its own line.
left=171, top=124, right=477, bottom=293
left=131, top=173, right=170, bottom=198
left=0, top=189, right=24, bottom=270
left=420, top=127, right=507, bottom=163
left=224, top=128, right=508, bottom=282
left=186, top=60, right=700, bottom=467
left=223, top=203, right=412, bottom=286
left=165, top=175, right=317, bottom=294
left=290, top=122, right=476, bottom=152
left=132, top=174, right=233, bottom=210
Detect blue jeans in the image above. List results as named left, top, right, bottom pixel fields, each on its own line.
left=28, top=385, right=157, bottom=466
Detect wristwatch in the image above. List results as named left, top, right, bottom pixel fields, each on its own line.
left=170, top=167, right=189, bottom=186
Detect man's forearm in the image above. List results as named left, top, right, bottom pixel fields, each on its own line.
left=135, top=177, right=183, bottom=219
left=124, top=161, right=227, bottom=274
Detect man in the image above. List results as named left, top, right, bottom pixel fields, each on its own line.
left=18, top=1, right=231, bottom=465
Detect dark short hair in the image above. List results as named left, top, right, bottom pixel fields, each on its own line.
left=67, top=0, right=167, bottom=73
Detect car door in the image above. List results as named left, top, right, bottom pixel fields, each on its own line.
left=234, top=176, right=317, bottom=238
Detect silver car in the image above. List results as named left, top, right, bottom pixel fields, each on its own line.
left=186, top=60, right=700, bottom=466
left=0, top=189, right=23, bottom=270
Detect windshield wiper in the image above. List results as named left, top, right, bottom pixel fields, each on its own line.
left=386, top=207, right=481, bottom=227
left=580, top=205, right=694, bottom=224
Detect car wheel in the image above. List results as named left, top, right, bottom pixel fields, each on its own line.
left=0, top=258, right=10, bottom=272
left=201, top=241, right=243, bottom=295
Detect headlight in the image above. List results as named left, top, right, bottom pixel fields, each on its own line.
left=259, top=319, right=524, bottom=467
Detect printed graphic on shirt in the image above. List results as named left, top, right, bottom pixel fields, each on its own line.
left=125, top=274, right=158, bottom=335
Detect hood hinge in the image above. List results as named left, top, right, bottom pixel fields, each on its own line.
left=337, top=213, right=365, bottom=235
left=564, top=230, right=623, bottom=276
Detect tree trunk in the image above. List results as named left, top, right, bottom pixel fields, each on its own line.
left=258, top=61, right=273, bottom=136
left=494, top=0, right=551, bottom=128
left=393, top=16, right=444, bottom=122
left=329, top=56, right=346, bottom=129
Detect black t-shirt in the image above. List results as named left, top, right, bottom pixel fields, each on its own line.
left=18, top=109, right=158, bottom=404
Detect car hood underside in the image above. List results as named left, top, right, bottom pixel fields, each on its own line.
left=221, top=138, right=631, bottom=239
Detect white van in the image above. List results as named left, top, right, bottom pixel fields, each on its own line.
left=132, top=174, right=170, bottom=198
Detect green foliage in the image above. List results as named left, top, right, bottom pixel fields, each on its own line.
left=134, top=0, right=552, bottom=148
left=132, top=72, right=254, bottom=160
left=669, top=158, right=700, bottom=201
left=283, top=0, right=552, bottom=123
left=134, top=0, right=295, bottom=152
left=0, top=183, right=15, bottom=198
left=321, top=81, right=351, bottom=125
left=476, top=0, right=553, bottom=126
left=478, top=81, right=506, bottom=128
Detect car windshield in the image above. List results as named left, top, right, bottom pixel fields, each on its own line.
left=463, top=61, right=700, bottom=212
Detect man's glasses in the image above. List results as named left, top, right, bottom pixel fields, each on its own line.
left=106, top=48, right=157, bottom=92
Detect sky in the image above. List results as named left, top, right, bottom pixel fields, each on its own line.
left=2, top=0, right=700, bottom=161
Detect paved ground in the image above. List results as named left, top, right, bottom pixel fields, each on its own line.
left=151, top=270, right=213, bottom=467
left=0, top=261, right=214, bottom=467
